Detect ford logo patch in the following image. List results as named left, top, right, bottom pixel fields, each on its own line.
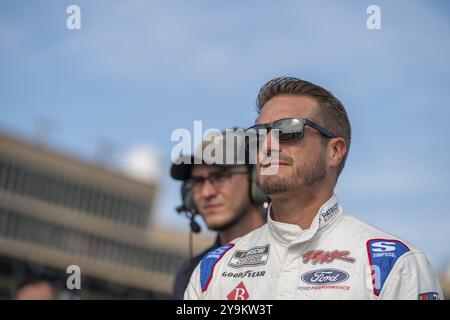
left=301, top=269, right=349, bottom=285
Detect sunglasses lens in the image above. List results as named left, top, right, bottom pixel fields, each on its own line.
left=279, top=131, right=302, bottom=142
left=245, top=118, right=304, bottom=149
left=277, top=119, right=303, bottom=142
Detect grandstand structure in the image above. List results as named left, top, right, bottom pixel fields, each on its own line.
left=0, top=131, right=210, bottom=299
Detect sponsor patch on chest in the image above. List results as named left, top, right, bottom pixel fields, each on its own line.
left=302, top=250, right=356, bottom=264
left=228, top=244, right=270, bottom=268
left=301, top=268, right=349, bottom=285
left=298, top=268, right=351, bottom=291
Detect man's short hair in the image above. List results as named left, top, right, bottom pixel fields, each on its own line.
left=256, top=76, right=351, bottom=178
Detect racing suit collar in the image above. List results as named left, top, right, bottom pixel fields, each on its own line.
left=267, top=194, right=342, bottom=247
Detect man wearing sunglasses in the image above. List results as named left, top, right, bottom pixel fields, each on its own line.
left=170, top=131, right=267, bottom=300
left=184, top=76, right=442, bottom=300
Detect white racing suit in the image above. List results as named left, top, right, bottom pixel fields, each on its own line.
left=184, top=195, right=443, bottom=300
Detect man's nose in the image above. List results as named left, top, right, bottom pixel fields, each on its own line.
left=200, top=179, right=217, bottom=198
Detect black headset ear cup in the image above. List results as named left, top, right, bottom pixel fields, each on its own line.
left=249, top=166, right=270, bottom=205
left=181, top=180, right=198, bottom=213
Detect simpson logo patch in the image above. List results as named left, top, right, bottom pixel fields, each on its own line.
left=366, top=239, right=410, bottom=296
left=228, top=244, right=270, bottom=268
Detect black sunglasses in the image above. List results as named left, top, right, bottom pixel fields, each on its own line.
left=244, top=118, right=336, bottom=150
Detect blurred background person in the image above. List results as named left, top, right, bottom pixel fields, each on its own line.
left=12, top=262, right=77, bottom=300
left=170, top=130, right=268, bottom=300
left=15, top=280, right=57, bottom=300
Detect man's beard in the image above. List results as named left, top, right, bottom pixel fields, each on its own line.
left=258, top=152, right=327, bottom=195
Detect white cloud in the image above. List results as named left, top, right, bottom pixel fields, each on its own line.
left=121, top=142, right=162, bottom=183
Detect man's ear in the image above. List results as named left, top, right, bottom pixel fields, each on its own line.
left=328, top=137, right=347, bottom=168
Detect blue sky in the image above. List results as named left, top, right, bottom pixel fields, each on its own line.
left=1, top=1, right=450, bottom=271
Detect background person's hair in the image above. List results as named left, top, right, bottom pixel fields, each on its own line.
left=256, top=76, right=351, bottom=179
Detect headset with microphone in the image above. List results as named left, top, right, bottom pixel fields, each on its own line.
left=175, top=179, right=202, bottom=233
